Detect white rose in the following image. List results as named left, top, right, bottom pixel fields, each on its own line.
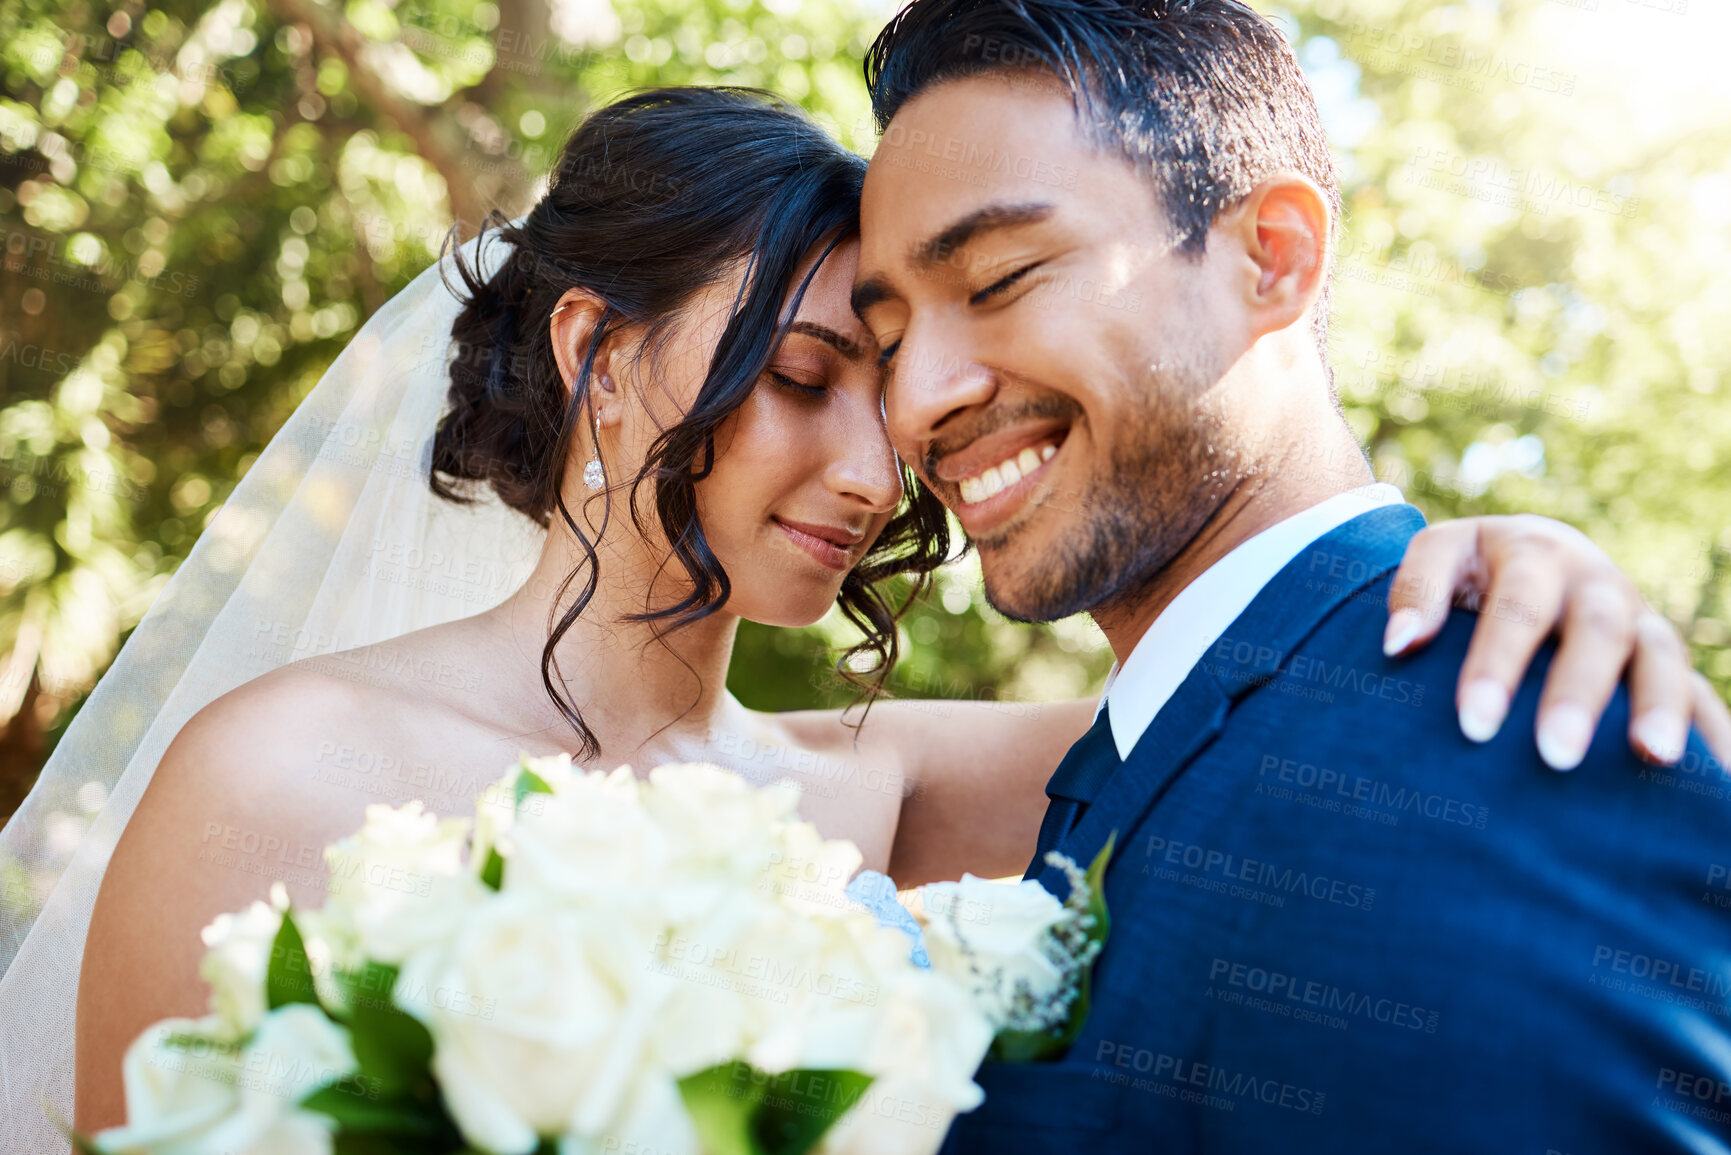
left=198, top=900, right=282, bottom=1039
left=803, top=923, right=992, bottom=1155
left=321, top=800, right=481, bottom=963
left=816, top=974, right=993, bottom=1155
left=471, top=753, right=585, bottom=872
left=394, top=889, right=694, bottom=1155
left=642, top=763, right=802, bottom=874
left=918, top=875, right=1067, bottom=1026
left=761, top=818, right=864, bottom=920
left=499, top=765, right=670, bottom=900
left=97, top=1005, right=355, bottom=1155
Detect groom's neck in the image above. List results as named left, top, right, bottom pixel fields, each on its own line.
left=1091, top=414, right=1373, bottom=665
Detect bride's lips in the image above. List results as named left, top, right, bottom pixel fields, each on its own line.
left=773, top=518, right=862, bottom=572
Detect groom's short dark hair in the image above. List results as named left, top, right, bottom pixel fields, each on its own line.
left=866, top=0, right=1341, bottom=317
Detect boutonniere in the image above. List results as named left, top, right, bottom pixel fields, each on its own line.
left=919, top=834, right=1116, bottom=1062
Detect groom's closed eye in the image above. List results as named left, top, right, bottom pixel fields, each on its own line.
left=968, top=261, right=1045, bottom=305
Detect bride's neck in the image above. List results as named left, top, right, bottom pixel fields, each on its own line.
left=486, top=526, right=743, bottom=765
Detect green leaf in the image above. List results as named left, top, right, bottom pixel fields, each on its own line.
left=161, top=1030, right=240, bottom=1053
left=266, top=910, right=320, bottom=1010
left=514, top=766, right=553, bottom=808
left=679, top=1061, right=763, bottom=1155
left=346, top=963, right=435, bottom=1098
left=302, top=1079, right=437, bottom=1135
left=1054, top=831, right=1116, bottom=1052
left=479, top=846, right=505, bottom=891
left=678, top=1062, right=873, bottom=1155
left=751, top=1069, right=873, bottom=1155
left=57, top=1121, right=104, bottom=1155
left=330, top=1134, right=436, bottom=1155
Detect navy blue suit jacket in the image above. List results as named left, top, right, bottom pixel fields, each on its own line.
left=943, top=505, right=1731, bottom=1153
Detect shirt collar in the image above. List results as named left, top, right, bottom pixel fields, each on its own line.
left=1095, top=483, right=1408, bottom=760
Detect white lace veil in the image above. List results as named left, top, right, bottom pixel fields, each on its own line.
left=0, top=226, right=546, bottom=1150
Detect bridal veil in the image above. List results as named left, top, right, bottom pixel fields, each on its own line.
left=0, top=227, right=545, bottom=1150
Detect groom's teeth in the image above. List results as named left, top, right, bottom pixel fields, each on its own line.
left=957, top=440, right=1060, bottom=505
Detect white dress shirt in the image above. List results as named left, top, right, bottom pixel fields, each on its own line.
left=1095, top=483, right=1409, bottom=760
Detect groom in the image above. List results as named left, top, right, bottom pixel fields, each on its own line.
left=853, top=1, right=1731, bottom=1150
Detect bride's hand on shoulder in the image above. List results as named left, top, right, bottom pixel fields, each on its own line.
left=1386, top=513, right=1731, bottom=770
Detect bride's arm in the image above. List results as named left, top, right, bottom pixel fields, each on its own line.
left=871, top=697, right=1097, bottom=888
left=75, top=671, right=364, bottom=1132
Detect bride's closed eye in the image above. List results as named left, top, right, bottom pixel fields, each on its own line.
left=765, top=368, right=828, bottom=400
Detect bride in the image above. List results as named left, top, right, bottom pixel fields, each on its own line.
left=8, top=87, right=1712, bottom=1138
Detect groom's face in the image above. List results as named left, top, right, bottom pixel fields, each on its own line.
left=856, top=74, right=1249, bottom=623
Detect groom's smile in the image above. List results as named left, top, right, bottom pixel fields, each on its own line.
left=856, top=72, right=1246, bottom=624
left=926, top=400, right=1074, bottom=537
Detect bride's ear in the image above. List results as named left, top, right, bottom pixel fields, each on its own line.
left=549, top=288, right=615, bottom=402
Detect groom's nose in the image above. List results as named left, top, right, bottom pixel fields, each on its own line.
left=886, top=326, right=996, bottom=465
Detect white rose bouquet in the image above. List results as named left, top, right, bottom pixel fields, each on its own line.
left=83, top=757, right=996, bottom=1155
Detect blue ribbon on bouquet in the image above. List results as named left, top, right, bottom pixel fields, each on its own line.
left=845, top=870, right=930, bottom=969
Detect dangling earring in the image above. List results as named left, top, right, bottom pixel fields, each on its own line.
left=584, top=412, right=605, bottom=491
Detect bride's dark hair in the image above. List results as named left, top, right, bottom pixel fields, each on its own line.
left=432, top=86, right=952, bottom=760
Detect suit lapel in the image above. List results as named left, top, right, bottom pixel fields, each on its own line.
left=1031, top=668, right=1227, bottom=894
left=1033, top=504, right=1429, bottom=893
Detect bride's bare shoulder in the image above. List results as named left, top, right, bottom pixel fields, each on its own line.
left=171, top=656, right=407, bottom=768
left=137, top=642, right=475, bottom=850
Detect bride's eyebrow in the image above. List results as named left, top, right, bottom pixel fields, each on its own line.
left=786, top=320, right=872, bottom=362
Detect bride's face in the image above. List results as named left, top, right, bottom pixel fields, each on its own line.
left=614, top=239, right=904, bottom=627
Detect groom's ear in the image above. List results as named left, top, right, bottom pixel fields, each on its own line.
left=1220, top=173, right=1332, bottom=340
left=549, top=288, right=615, bottom=399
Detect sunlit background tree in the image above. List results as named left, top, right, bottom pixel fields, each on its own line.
left=1, top=0, right=1726, bottom=837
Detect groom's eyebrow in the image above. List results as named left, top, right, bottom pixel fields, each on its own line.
left=850, top=201, right=1055, bottom=321
left=916, top=202, right=1054, bottom=266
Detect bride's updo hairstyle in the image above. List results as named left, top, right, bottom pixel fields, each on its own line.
left=432, top=87, right=952, bottom=759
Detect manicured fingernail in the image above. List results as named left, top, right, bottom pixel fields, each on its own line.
left=1631, top=708, right=1687, bottom=765
left=1538, top=703, right=1594, bottom=772
left=1459, top=679, right=1510, bottom=743
left=1383, top=609, right=1424, bottom=657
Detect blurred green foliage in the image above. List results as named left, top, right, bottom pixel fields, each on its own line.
left=0, top=0, right=1726, bottom=810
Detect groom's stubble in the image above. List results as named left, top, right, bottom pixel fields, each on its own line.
left=969, top=343, right=1251, bottom=626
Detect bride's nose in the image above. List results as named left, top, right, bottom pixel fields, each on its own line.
left=823, top=402, right=904, bottom=515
